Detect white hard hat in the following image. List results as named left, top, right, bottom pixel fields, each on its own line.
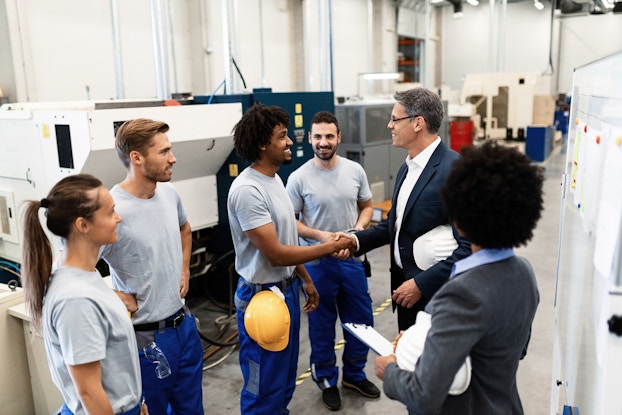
left=395, top=311, right=472, bottom=395
left=412, top=225, right=458, bottom=271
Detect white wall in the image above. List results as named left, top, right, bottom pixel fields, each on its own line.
left=1, top=0, right=621, bottom=103
left=441, top=1, right=554, bottom=91
left=440, top=1, right=622, bottom=94
left=557, top=13, right=622, bottom=94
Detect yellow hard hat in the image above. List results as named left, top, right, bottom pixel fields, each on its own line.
left=244, top=290, right=290, bottom=352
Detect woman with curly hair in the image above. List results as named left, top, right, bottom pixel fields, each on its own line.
left=21, top=174, right=147, bottom=415
left=375, top=141, right=544, bottom=415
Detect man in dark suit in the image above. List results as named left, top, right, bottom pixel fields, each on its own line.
left=353, top=87, right=471, bottom=331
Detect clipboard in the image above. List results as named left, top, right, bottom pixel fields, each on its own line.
left=342, top=323, right=394, bottom=356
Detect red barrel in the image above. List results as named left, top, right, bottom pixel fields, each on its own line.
left=449, top=121, right=474, bottom=152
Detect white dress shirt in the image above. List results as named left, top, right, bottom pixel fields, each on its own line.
left=393, top=138, right=441, bottom=268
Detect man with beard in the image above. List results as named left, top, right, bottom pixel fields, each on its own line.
left=101, top=118, right=204, bottom=414
left=286, top=111, right=380, bottom=411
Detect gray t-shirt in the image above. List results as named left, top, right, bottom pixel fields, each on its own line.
left=286, top=156, right=372, bottom=247
left=43, top=266, right=142, bottom=415
left=100, top=182, right=187, bottom=323
left=227, top=167, right=297, bottom=284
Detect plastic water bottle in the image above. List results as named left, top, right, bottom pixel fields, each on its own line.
left=143, top=342, right=172, bottom=379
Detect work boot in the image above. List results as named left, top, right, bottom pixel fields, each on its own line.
left=322, top=386, right=341, bottom=411
left=342, top=378, right=381, bottom=398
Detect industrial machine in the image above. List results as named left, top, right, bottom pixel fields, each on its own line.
left=459, top=72, right=555, bottom=141
left=335, top=100, right=404, bottom=203
left=0, top=100, right=242, bottom=271
left=0, top=92, right=336, bottom=412
left=0, top=91, right=335, bottom=296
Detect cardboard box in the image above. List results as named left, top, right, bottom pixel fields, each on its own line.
left=532, top=95, right=555, bottom=126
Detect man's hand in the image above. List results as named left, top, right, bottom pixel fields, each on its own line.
left=391, top=278, right=422, bottom=308
left=113, top=290, right=138, bottom=314
left=375, top=354, right=397, bottom=381
left=179, top=269, right=190, bottom=298
left=301, top=279, right=320, bottom=313
left=331, top=232, right=356, bottom=260
left=316, top=230, right=335, bottom=243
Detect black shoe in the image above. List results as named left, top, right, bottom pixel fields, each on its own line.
left=342, top=378, right=381, bottom=398
left=322, top=386, right=341, bottom=411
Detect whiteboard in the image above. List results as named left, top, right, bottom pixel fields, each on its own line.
left=553, top=50, right=622, bottom=414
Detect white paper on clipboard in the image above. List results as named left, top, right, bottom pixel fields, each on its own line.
left=342, top=323, right=394, bottom=356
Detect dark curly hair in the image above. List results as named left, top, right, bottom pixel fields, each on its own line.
left=441, top=141, right=544, bottom=249
left=232, top=103, right=290, bottom=162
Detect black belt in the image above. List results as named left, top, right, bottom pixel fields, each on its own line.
left=241, top=272, right=297, bottom=294
left=133, top=307, right=185, bottom=332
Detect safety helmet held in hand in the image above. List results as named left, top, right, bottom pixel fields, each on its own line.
left=412, top=225, right=458, bottom=271
left=395, top=311, right=471, bottom=395
left=244, top=290, right=290, bottom=352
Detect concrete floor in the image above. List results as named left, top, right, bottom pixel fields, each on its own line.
left=190, top=142, right=565, bottom=415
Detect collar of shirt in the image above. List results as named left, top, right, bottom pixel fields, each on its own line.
left=449, top=248, right=515, bottom=279
left=404, top=137, right=441, bottom=171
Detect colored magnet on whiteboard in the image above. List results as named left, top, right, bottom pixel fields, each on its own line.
left=575, top=118, right=579, bottom=125
left=584, top=124, right=588, bottom=133
left=596, top=136, right=601, bottom=144
left=616, top=136, right=621, bottom=146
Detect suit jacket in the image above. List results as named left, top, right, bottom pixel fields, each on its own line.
left=356, top=141, right=471, bottom=330
left=382, top=256, right=539, bottom=415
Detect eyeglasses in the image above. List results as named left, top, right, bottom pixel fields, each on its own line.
left=389, top=115, right=421, bottom=124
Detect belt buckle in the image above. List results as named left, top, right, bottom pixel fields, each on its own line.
left=172, top=312, right=184, bottom=328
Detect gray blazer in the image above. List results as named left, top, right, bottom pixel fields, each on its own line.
left=382, top=256, right=539, bottom=415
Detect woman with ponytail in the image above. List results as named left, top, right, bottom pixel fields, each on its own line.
left=21, top=174, right=147, bottom=415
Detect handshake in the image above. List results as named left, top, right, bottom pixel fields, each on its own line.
left=320, top=230, right=358, bottom=260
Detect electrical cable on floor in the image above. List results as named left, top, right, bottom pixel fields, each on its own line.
left=203, top=345, right=236, bottom=371
left=194, top=249, right=239, bottom=348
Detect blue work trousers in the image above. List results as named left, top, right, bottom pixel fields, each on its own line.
left=61, top=402, right=141, bottom=415
left=139, top=310, right=204, bottom=415
left=306, top=257, right=374, bottom=388
left=234, top=277, right=301, bottom=415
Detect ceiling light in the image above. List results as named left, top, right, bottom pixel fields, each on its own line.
left=534, top=0, right=545, bottom=10
left=466, top=0, right=479, bottom=5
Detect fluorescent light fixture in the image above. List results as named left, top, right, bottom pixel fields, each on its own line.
left=466, top=0, right=479, bottom=5
left=360, top=72, right=400, bottom=80
left=430, top=0, right=444, bottom=3
left=534, top=0, right=544, bottom=10
left=357, top=72, right=400, bottom=98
